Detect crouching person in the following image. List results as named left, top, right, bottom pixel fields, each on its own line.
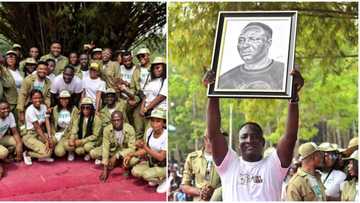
left=52, top=90, right=79, bottom=161
left=124, top=108, right=167, bottom=186
left=22, top=90, right=55, bottom=165
left=97, top=111, right=136, bottom=182
left=68, top=97, right=101, bottom=161
left=0, top=101, right=23, bottom=178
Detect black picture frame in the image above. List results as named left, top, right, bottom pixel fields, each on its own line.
left=207, top=11, right=298, bottom=98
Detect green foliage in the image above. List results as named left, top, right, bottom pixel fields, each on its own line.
left=169, top=2, right=358, bottom=158
left=0, top=2, right=166, bottom=56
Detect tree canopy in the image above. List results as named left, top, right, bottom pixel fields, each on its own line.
left=0, top=2, right=166, bottom=55
left=168, top=2, right=358, bottom=160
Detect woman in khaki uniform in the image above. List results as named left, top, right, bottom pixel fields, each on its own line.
left=22, top=90, right=55, bottom=165
left=52, top=90, right=79, bottom=161
left=68, top=97, right=101, bottom=161
left=340, top=150, right=358, bottom=201
left=0, top=50, right=24, bottom=114
left=124, top=108, right=167, bottom=186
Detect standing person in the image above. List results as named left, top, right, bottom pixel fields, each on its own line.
left=0, top=50, right=24, bottom=113
left=203, top=67, right=303, bottom=201
left=19, top=47, right=40, bottom=74
left=101, top=48, right=121, bottom=89
left=97, top=111, right=136, bottom=182
left=76, top=53, right=90, bottom=79
left=128, top=48, right=151, bottom=138
left=69, top=52, right=79, bottom=67
left=68, top=97, right=101, bottom=161
left=17, top=61, right=51, bottom=125
left=319, top=142, right=347, bottom=200
left=0, top=101, right=23, bottom=179
left=139, top=57, right=167, bottom=132
left=124, top=109, right=167, bottom=186
left=52, top=90, right=79, bottom=161
left=119, top=51, right=136, bottom=86
left=50, top=65, right=83, bottom=106
left=180, top=130, right=222, bottom=201
left=44, top=58, right=56, bottom=82
left=340, top=150, right=358, bottom=201
left=82, top=62, right=106, bottom=113
left=22, top=90, right=55, bottom=165
left=12, top=44, right=23, bottom=60
left=40, top=41, right=69, bottom=75
left=91, top=48, right=103, bottom=61
left=286, top=142, right=326, bottom=201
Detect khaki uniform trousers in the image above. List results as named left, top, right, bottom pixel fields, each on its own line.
left=23, top=130, right=56, bottom=158
left=131, top=160, right=166, bottom=183
left=54, top=137, right=73, bottom=157
left=0, top=135, right=17, bottom=159
left=89, top=146, right=138, bottom=166
left=73, top=141, right=97, bottom=156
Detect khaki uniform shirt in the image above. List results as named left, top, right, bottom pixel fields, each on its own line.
left=182, top=150, right=221, bottom=201
left=286, top=168, right=326, bottom=201
left=16, top=74, right=51, bottom=112
left=130, top=64, right=150, bottom=103
left=99, top=101, right=128, bottom=128
left=40, top=54, right=69, bottom=75
left=101, top=123, right=136, bottom=165
left=100, top=61, right=121, bottom=89
left=341, top=178, right=358, bottom=201
left=70, top=114, right=102, bottom=144
left=0, top=66, right=19, bottom=105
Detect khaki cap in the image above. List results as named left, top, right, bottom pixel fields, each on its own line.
left=343, top=150, right=358, bottom=161
left=12, top=44, right=21, bottom=49
left=80, top=97, right=93, bottom=105
left=25, top=57, right=37, bottom=64
left=298, top=142, right=319, bottom=160
left=92, top=48, right=103, bottom=53
left=59, top=90, right=71, bottom=98
left=343, top=137, right=358, bottom=156
left=105, top=88, right=116, bottom=94
left=136, top=48, right=150, bottom=56
left=149, top=108, right=166, bottom=120
left=6, top=50, right=17, bottom=56
left=319, top=142, right=337, bottom=152
left=151, top=56, right=166, bottom=65
left=89, top=62, right=100, bottom=72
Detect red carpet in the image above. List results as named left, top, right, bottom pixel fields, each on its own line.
left=0, top=158, right=166, bottom=201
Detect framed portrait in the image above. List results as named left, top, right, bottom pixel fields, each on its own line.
left=207, top=11, right=298, bottom=98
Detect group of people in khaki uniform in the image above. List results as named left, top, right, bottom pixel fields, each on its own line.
left=285, top=137, right=358, bottom=201
left=0, top=42, right=167, bottom=191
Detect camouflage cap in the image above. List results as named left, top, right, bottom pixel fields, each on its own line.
left=25, top=57, right=37, bottom=64
left=59, top=90, right=71, bottom=98
left=151, top=56, right=166, bottom=65
left=12, top=44, right=21, bottom=49
left=92, top=48, right=103, bottom=53
left=150, top=108, right=166, bottom=120
left=343, top=150, right=358, bottom=161
left=319, top=142, right=337, bottom=152
left=136, top=48, right=150, bottom=56
left=89, top=62, right=100, bottom=72
left=6, top=50, right=17, bottom=56
left=80, top=97, right=94, bottom=105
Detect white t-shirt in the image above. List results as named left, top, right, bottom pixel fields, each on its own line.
left=120, top=65, right=135, bottom=83
left=81, top=70, right=89, bottom=79
left=140, top=68, right=150, bottom=89
left=50, top=74, right=83, bottom=94
left=145, top=128, right=167, bottom=152
left=321, top=169, right=347, bottom=198
left=0, top=113, right=16, bottom=138
left=57, top=109, right=71, bottom=129
left=143, top=78, right=167, bottom=110
left=82, top=77, right=106, bottom=103
left=8, top=68, right=23, bottom=92
left=25, top=104, right=48, bottom=130
left=216, top=149, right=288, bottom=201
left=114, top=130, right=124, bottom=145
left=33, top=78, right=45, bottom=92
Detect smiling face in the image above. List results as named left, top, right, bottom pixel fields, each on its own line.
left=238, top=124, right=265, bottom=161
left=348, top=160, right=358, bottom=177
left=137, top=53, right=150, bottom=66
left=0, top=102, right=10, bottom=119
left=36, top=64, right=48, bottom=79
left=29, top=47, right=39, bottom=58
left=6, top=54, right=17, bottom=68
left=69, top=53, right=78, bottom=65
left=50, top=43, right=62, bottom=57
left=31, top=92, right=43, bottom=109
left=153, top=64, right=164, bottom=78
left=237, top=26, right=271, bottom=64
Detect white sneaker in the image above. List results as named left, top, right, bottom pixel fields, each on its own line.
left=95, top=159, right=101, bottom=165
left=84, top=155, right=90, bottom=161
left=67, top=152, right=75, bottom=161
left=23, top=151, right=32, bottom=165
left=38, top=157, right=55, bottom=162
left=148, top=181, right=158, bottom=187
left=156, top=178, right=170, bottom=193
